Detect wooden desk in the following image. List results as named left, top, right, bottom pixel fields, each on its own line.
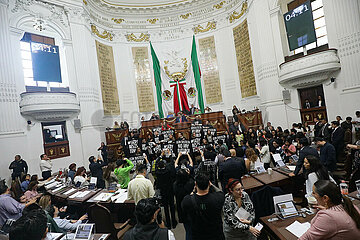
left=349, top=191, right=360, bottom=200
left=260, top=213, right=314, bottom=240
left=252, top=171, right=290, bottom=187
left=67, top=189, right=102, bottom=204
left=241, top=175, right=264, bottom=194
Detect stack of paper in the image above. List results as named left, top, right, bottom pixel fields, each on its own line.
left=76, top=190, right=90, bottom=198
left=69, top=192, right=82, bottom=199
left=285, top=221, right=311, bottom=238
left=115, top=194, right=128, bottom=203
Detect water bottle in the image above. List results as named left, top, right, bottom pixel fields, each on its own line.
left=340, top=180, right=348, bottom=195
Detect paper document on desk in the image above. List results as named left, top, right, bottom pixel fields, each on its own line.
left=288, top=166, right=296, bottom=171
left=94, top=192, right=114, bottom=201
left=115, top=188, right=127, bottom=194
left=77, top=190, right=90, bottom=198
left=115, top=193, right=128, bottom=203
left=64, top=188, right=76, bottom=195
left=69, top=192, right=82, bottom=199
left=235, top=207, right=251, bottom=220
left=286, top=221, right=310, bottom=238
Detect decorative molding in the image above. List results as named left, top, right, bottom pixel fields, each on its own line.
left=111, top=17, right=124, bottom=24
left=229, top=0, right=248, bottom=23
left=147, top=18, right=159, bottom=24
left=279, top=49, right=341, bottom=88
left=11, top=0, right=69, bottom=28
left=91, top=24, right=113, bottom=41
left=213, top=1, right=226, bottom=9
left=180, top=13, right=192, bottom=19
left=19, top=92, right=80, bottom=122
left=193, top=21, right=216, bottom=34
left=83, top=0, right=88, bottom=5
left=125, top=33, right=150, bottom=42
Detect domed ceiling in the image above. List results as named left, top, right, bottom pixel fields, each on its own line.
left=98, top=0, right=192, bottom=8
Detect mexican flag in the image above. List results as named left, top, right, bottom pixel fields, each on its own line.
left=150, top=36, right=205, bottom=119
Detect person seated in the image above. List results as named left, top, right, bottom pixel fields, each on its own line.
left=73, top=167, right=89, bottom=187
left=0, top=180, right=36, bottom=227
left=194, top=107, right=202, bottom=115
left=244, top=148, right=259, bottom=172
left=303, top=155, right=336, bottom=197
left=113, top=121, right=121, bottom=130
left=47, top=204, right=87, bottom=232
left=9, top=208, right=48, bottom=240
left=223, top=178, right=260, bottom=239
left=281, top=137, right=296, bottom=162
left=68, top=163, right=76, bottom=182
left=114, top=158, right=134, bottom=189
left=166, top=111, right=174, bottom=118
left=123, top=198, right=175, bottom=240
left=299, top=180, right=360, bottom=239
left=127, top=164, right=155, bottom=204
left=20, top=174, right=30, bottom=192
left=24, top=181, right=39, bottom=201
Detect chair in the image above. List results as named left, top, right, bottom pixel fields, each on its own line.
left=88, top=203, right=131, bottom=240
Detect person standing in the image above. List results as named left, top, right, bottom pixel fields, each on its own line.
left=89, top=155, right=107, bottom=189
left=127, top=164, right=155, bottom=204
left=9, top=155, right=28, bottom=180
left=39, top=154, right=52, bottom=180
left=97, top=142, right=108, bottom=163
left=114, top=158, right=134, bottom=189
left=331, top=121, right=345, bottom=162
left=289, top=138, right=319, bottom=177
left=182, top=173, right=225, bottom=240
left=315, top=137, right=337, bottom=172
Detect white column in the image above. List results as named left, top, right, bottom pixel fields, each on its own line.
left=0, top=0, right=24, bottom=135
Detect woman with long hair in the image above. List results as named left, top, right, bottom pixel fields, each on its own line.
left=103, top=162, right=118, bottom=189
left=299, top=180, right=360, bottom=239
left=303, top=155, right=336, bottom=197
left=73, top=167, right=89, bottom=186
left=223, top=178, right=260, bottom=240
left=244, top=148, right=259, bottom=172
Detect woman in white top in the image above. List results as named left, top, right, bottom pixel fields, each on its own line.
left=303, top=155, right=336, bottom=197
left=244, top=148, right=260, bottom=172
left=257, top=139, right=271, bottom=169
left=73, top=166, right=89, bottom=187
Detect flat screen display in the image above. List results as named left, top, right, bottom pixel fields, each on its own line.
left=30, top=41, right=62, bottom=82
left=283, top=1, right=317, bottom=51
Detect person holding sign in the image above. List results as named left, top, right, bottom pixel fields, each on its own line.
left=223, top=178, right=260, bottom=239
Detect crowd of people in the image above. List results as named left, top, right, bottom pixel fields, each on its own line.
left=3, top=108, right=360, bottom=240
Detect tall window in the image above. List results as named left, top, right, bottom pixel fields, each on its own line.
left=288, top=0, right=328, bottom=55
left=20, top=32, right=69, bottom=90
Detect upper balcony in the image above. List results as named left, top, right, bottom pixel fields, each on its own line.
left=279, top=49, right=341, bottom=88
left=19, top=92, right=80, bottom=122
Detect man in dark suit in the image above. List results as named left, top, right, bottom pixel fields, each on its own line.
left=289, top=138, right=319, bottom=176
left=313, top=117, right=322, bottom=138
left=331, top=121, right=345, bottom=162
left=175, top=112, right=188, bottom=123
left=229, top=121, right=246, bottom=135
left=218, top=149, right=247, bottom=193
left=315, top=137, right=337, bottom=172
left=189, top=104, right=196, bottom=115
left=320, top=119, right=331, bottom=142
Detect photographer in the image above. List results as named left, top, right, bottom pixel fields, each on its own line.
left=123, top=198, right=175, bottom=240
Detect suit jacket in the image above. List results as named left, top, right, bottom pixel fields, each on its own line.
left=331, top=127, right=344, bottom=152
left=175, top=116, right=188, bottom=123
left=314, top=122, right=322, bottom=138
left=190, top=107, right=195, bottom=115
left=294, top=146, right=319, bottom=175
left=219, top=157, right=247, bottom=189
left=303, top=101, right=312, bottom=109
left=320, top=123, right=331, bottom=142
left=320, top=142, right=337, bottom=171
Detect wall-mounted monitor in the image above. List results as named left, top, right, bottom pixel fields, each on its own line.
left=283, top=1, right=317, bottom=51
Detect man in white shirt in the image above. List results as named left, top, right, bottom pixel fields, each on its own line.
left=39, top=154, right=52, bottom=180
left=127, top=164, right=155, bottom=204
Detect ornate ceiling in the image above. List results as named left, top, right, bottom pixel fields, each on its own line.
left=98, top=0, right=192, bottom=8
